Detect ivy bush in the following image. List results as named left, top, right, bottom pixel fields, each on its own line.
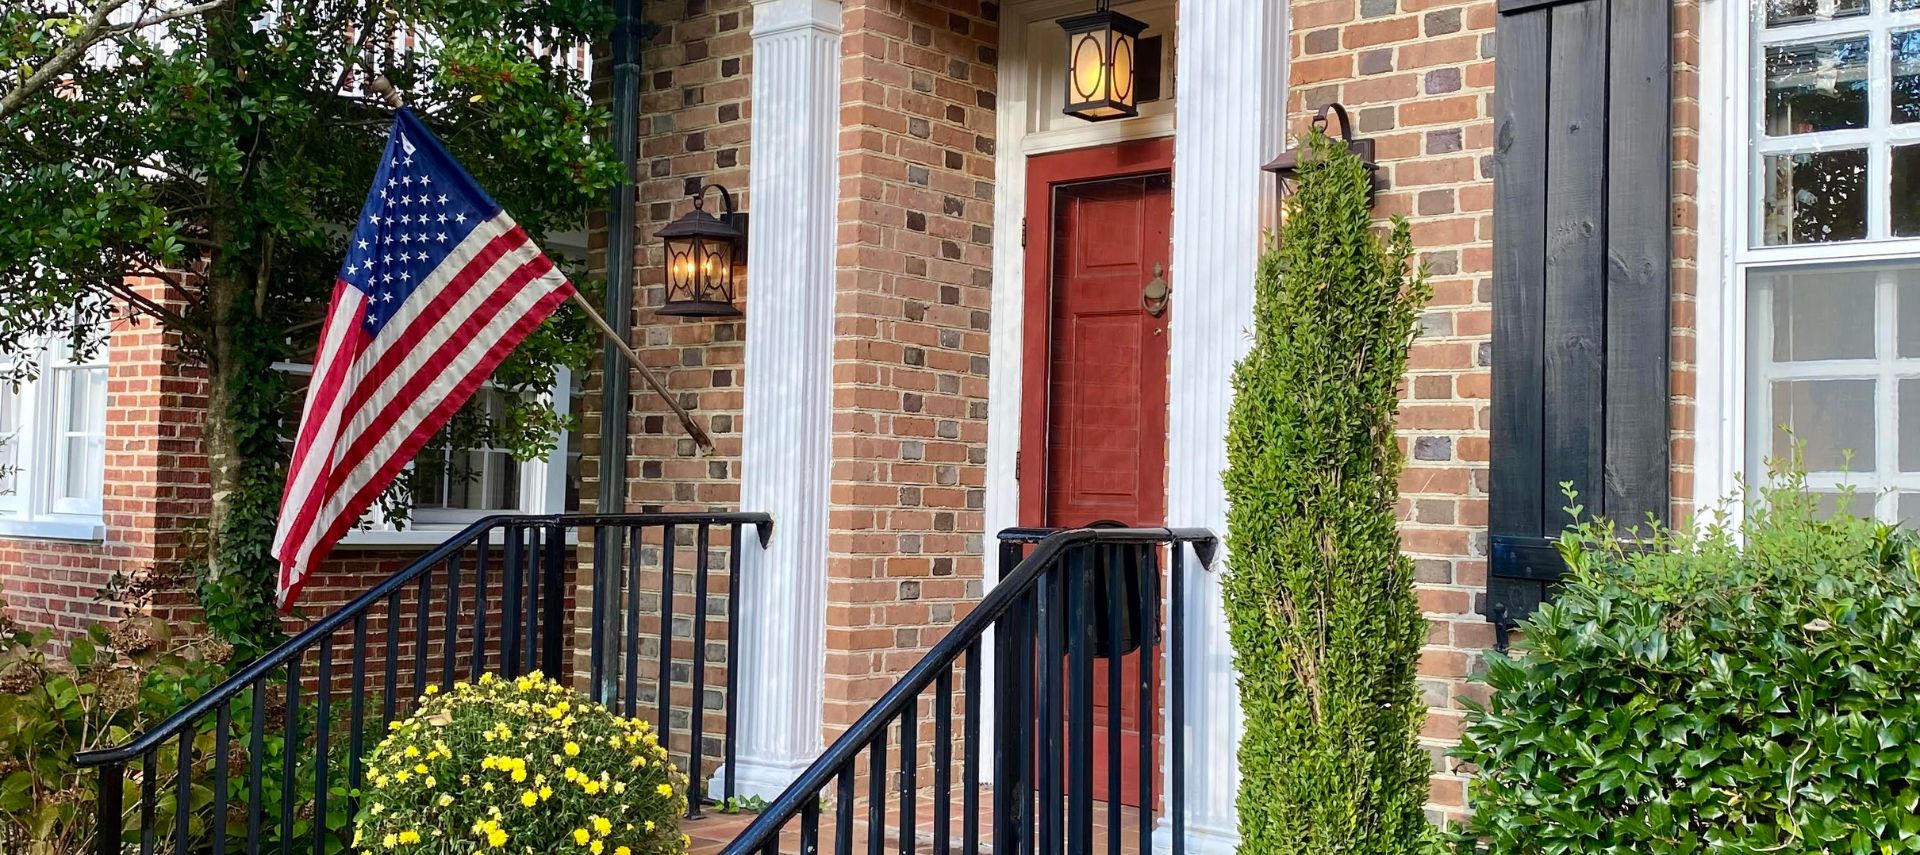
left=1222, top=127, right=1434, bottom=853
left=1458, top=475, right=1920, bottom=854
left=353, top=672, right=687, bottom=855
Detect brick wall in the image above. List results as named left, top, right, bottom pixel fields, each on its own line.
left=824, top=0, right=999, bottom=733
left=0, top=281, right=503, bottom=658
left=574, top=0, right=757, bottom=790
left=580, top=0, right=754, bottom=527
left=0, top=281, right=209, bottom=640
left=1291, top=0, right=1699, bottom=823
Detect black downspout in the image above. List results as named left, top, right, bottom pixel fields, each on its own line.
left=597, top=0, right=642, bottom=702
left=600, top=0, right=641, bottom=517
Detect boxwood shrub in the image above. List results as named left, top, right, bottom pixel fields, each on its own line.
left=1457, top=477, right=1920, bottom=854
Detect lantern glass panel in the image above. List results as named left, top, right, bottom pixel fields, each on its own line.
left=699, top=238, right=735, bottom=300
left=664, top=235, right=701, bottom=301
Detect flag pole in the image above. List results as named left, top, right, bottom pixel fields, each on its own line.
left=568, top=291, right=714, bottom=454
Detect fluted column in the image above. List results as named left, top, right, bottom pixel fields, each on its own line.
left=728, top=0, right=841, bottom=799
left=1156, top=2, right=1288, bottom=852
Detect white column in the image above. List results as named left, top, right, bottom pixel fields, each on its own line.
left=1156, top=2, right=1288, bottom=852
left=726, top=0, right=841, bottom=800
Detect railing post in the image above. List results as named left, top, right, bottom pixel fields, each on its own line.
left=543, top=522, right=566, bottom=679
left=991, top=539, right=1031, bottom=852
left=94, top=762, right=123, bottom=855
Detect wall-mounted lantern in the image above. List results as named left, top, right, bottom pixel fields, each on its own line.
left=1263, top=103, right=1380, bottom=205
left=1059, top=1, right=1148, bottom=122
left=656, top=184, right=747, bottom=318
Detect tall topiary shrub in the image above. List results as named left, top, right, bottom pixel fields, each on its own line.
left=1223, top=127, right=1433, bottom=853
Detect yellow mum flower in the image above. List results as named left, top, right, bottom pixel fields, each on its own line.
left=437, top=794, right=454, bottom=807
left=520, top=791, right=539, bottom=808
left=403, top=746, right=420, bottom=758
left=398, top=831, right=422, bottom=844
left=564, top=742, right=581, bottom=757
left=592, top=817, right=612, bottom=836
left=572, top=829, right=591, bottom=845
left=644, top=821, right=656, bottom=832
left=382, top=834, right=398, bottom=849
left=414, top=764, right=428, bottom=775
left=590, top=842, right=603, bottom=855
left=539, top=786, right=553, bottom=800
left=655, top=783, right=673, bottom=797
left=583, top=781, right=601, bottom=795
left=486, top=829, right=508, bottom=848
left=480, top=673, right=495, bottom=684
left=424, top=776, right=436, bottom=789
left=511, top=769, right=528, bottom=783
left=616, top=848, right=632, bottom=855
left=424, top=684, right=438, bottom=695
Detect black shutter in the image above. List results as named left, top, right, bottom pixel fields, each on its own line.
left=1487, top=0, right=1670, bottom=629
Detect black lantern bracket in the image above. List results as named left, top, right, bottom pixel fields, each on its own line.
left=1262, top=103, right=1380, bottom=203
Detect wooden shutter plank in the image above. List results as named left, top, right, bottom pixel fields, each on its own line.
left=1489, top=8, right=1553, bottom=541
left=1542, top=0, right=1609, bottom=521
left=1604, top=0, right=1673, bottom=527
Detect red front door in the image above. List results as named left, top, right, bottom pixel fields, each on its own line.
left=1019, top=139, right=1173, bottom=807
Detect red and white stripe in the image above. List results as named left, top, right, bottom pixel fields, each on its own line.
left=271, top=213, right=573, bottom=607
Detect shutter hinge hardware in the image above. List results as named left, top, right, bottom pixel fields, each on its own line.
left=1015, top=450, right=1022, bottom=479
left=1020, top=217, right=1027, bottom=248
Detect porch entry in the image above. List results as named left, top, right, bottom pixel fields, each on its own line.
left=1019, top=137, right=1174, bottom=807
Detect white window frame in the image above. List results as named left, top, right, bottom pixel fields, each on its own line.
left=274, top=362, right=574, bottom=547
left=1700, top=0, right=1920, bottom=516
left=0, top=337, right=110, bottom=541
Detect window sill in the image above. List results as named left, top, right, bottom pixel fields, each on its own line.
left=0, top=517, right=106, bottom=542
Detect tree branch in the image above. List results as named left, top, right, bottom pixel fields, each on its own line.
left=2, top=1, right=228, bottom=120
left=100, top=0, right=229, bottom=36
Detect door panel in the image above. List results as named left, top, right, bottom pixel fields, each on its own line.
left=1024, top=160, right=1172, bottom=808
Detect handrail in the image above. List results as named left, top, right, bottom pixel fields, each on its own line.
left=716, top=525, right=1214, bottom=854
left=74, top=511, right=772, bottom=769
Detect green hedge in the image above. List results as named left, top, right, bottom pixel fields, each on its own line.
left=1223, top=127, right=1433, bottom=853
left=1458, top=478, right=1920, bottom=854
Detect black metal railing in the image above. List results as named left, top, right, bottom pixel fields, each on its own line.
left=716, top=525, right=1216, bottom=855
left=73, top=511, right=771, bottom=855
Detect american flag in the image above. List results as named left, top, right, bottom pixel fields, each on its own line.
left=272, top=109, right=574, bottom=608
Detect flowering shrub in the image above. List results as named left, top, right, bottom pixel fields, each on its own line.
left=353, top=671, right=687, bottom=855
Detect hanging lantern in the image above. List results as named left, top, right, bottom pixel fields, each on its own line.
left=1263, top=103, right=1381, bottom=208
left=1059, top=1, right=1148, bottom=122
left=656, top=184, right=746, bottom=318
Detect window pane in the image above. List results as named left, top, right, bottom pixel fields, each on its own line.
left=1761, top=149, right=1868, bottom=244
left=1767, top=0, right=1867, bottom=26
left=1814, top=490, right=1872, bottom=520
left=1763, top=267, right=1876, bottom=361
left=0, top=382, right=17, bottom=498
left=1904, top=379, right=1920, bottom=472
left=54, top=367, right=106, bottom=504
left=1901, top=493, right=1920, bottom=526
left=1768, top=378, right=1875, bottom=470
left=1896, top=145, right=1920, bottom=237
left=488, top=451, right=519, bottom=510
left=1897, top=29, right=1920, bottom=124
left=1765, top=37, right=1869, bottom=135
left=1898, top=267, right=1920, bottom=357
